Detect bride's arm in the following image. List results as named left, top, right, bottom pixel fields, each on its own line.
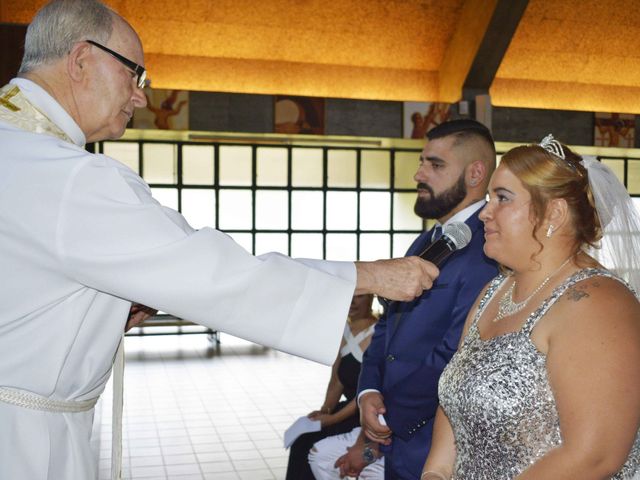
left=517, top=278, right=640, bottom=479
left=421, top=407, right=456, bottom=480
left=420, top=285, right=489, bottom=480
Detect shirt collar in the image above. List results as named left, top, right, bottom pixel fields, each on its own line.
left=10, top=77, right=86, bottom=147
left=433, top=199, right=486, bottom=229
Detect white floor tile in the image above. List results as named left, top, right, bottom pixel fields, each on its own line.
left=129, top=465, right=167, bottom=478
left=95, top=335, right=330, bottom=480
left=130, top=455, right=164, bottom=467
left=237, top=469, right=275, bottom=480
left=199, top=460, right=235, bottom=473
left=163, top=453, right=198, bottom=465
left=203, top=472, right=240, bottom=480
left=165, top=463, right=202, bottom=475
left=161, top=444, right=195, bottom=456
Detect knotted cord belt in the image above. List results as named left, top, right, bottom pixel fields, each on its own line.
left=0, top=386, right=98, bottom=413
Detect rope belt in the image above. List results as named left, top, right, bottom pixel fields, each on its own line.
left=0, top=386, right=98, bottom=413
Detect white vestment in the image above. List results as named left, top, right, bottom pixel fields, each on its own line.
left=0, top=78, right=356, bottom=479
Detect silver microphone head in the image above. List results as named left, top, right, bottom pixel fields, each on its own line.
left=443, top=222, right=472, bottom=250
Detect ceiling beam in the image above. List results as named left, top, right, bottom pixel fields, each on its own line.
left=463, top=0, right=529, bottom=98
left=438, top=0, right=499, bottom=102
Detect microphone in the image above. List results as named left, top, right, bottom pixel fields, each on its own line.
left=379, top=222, right=472, bottom=309
left=418, top=221, right=472, bottom=267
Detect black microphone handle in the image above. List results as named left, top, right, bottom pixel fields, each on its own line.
left=418, top=235, right=457, bottom=267
left=378, top=235, right=458, bottom=310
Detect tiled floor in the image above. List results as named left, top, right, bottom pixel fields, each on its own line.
left=93, top=333, right=332, bottom=480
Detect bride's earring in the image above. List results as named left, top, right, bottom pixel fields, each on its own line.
left=546, top=224, right=555, bottom=238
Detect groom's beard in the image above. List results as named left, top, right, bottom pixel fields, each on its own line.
left=414, top=173, right=467, bottom=220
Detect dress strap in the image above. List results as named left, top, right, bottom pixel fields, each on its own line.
left=340, top=323, right=375, bottom=362
left=521, top=268, right=630, bottom=336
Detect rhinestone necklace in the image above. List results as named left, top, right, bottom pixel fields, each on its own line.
left=494, top=256, right=573, bottom=322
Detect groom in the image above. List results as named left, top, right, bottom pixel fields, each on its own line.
left=337, top=119, right=499, bottom=479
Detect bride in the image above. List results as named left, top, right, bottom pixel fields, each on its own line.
left=421, top=136, right=640, bottom=480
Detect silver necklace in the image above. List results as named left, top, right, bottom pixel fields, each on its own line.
left=494, top=256, right=573, bottom=322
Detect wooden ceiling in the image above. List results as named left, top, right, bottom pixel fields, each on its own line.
left=2, top=0, right=640, bottom=113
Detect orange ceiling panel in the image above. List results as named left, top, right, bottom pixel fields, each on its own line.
left=1, top=0, right=466, bottom=101
left=5, top=0, right=640, bottom=112
left=492, top=0, right=640, bottom=112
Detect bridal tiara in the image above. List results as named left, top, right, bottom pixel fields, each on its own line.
left=539, top=134, right=565, bottom=159
left=538, top=134, right=580, bottom=173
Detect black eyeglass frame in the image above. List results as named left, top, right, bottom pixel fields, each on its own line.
left=86, top=40, right=147, bottom=89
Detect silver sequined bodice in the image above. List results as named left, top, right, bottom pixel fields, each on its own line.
left=439, top=268, right=640, bottom=479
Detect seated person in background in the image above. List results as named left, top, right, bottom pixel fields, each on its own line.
left=310, top=425, right=384, bottom=480
left=286, top=294, right=378, bottom=480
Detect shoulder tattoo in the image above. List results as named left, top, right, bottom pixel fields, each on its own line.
left=565, top=280, right=600, bottom=302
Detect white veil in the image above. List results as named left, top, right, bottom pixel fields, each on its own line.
left=581, top=156, right=640, bottom=293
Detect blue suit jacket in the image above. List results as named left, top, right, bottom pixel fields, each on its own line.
left=358, top=208, right=498, bottom=478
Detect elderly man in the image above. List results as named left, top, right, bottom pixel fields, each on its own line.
left=0, top=1, right=437, bottom=478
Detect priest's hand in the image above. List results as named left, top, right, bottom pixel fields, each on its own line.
left=354, top=257, right=439, bottom=301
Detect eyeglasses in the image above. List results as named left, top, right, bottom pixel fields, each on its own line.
left=86, top=40, right=147, bottom=89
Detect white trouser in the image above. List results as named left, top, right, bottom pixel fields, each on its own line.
left=308, top=427, right=384, bottom=480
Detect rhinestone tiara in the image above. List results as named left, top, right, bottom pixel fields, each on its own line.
left=539, top=134, right=565, bottom=160
left=537, top=134, right=581, bottom=174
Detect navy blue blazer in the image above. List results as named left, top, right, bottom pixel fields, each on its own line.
left=358, top=208, right=498, bottom=476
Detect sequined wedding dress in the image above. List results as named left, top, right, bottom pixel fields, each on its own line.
left=439, top=268, right=640, bottom=479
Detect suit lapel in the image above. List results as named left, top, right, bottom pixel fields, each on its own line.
left=387, top=227, right=437, bottom=345
left=386, top=208, right=485, bottom=348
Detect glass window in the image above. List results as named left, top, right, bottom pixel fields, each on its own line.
left=219, top=145, right=252, bottom=186
left=255, top=233, right=288, bottom=256
left=292, top=148, right=323, bottom=187
left=257, top=147, right=288, bottom=186
left=628, top=160, right=640, bottom=195
left=100, top=137, right=428, bottom=266
left=326, top=233, right=357, bottom=261
left=143, top=143, right=177, bottom=184
left=256, top=190, right=288, bottom=230
left=183, top=145, right=214, bottom=185
left=361, top=150, right=390, bottom=188
left=181, top=189, right=215, bottom=229
left=326, top=192, right=357, bottom=230
left=393, top=233, right=419, bottom=257
left=291, top=233, right=323, bottom=258
left=394, top=151, right=418, bottom=189
left=227, top=232, right=253, bottom=254
left=360, top=192, right=390, bottom=230
left=328, top=149, right=356, bottom=187
left=359, top=233, right=390, bottom=261
left=218, top=189, right=253, bottom=230
left=291, top=191, right=324, bottom=230
left=103, top=142, right=139, bottom=173
left=393, top=192, right=422, bottom=230
left=150, top=187, right=178, bottom=210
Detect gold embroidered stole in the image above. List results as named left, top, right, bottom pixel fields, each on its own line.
left=0, top=83, right=74, bottom=143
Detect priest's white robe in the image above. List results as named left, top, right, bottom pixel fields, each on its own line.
left=0, top=78, right=356, bottom=479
